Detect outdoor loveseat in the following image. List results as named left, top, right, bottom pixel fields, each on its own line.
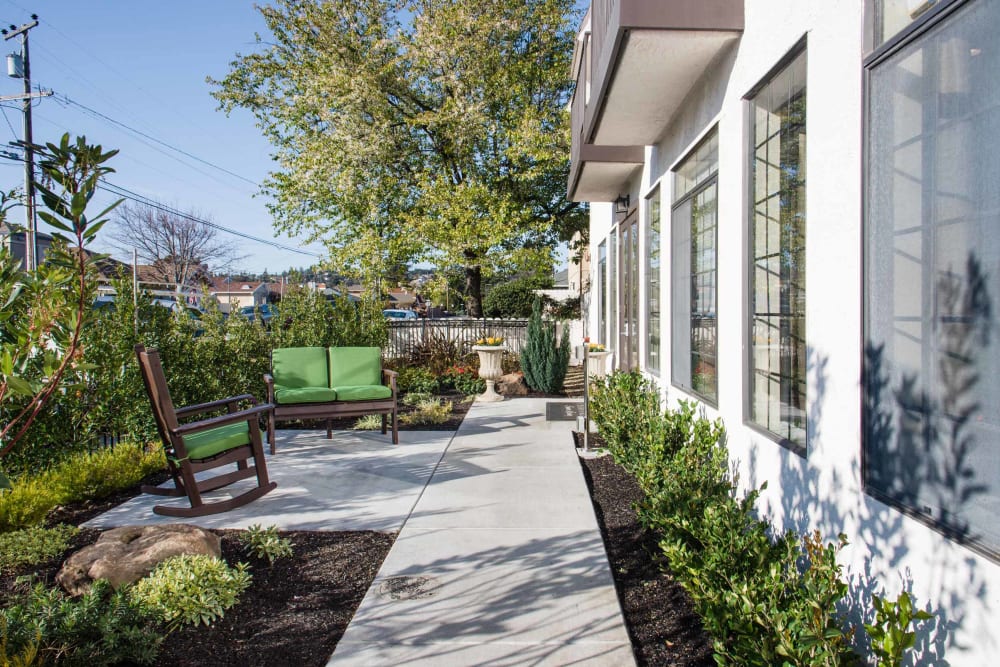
left=264, top=346, right=398, bottom=450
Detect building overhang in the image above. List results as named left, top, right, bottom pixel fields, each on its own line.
left=567, top=143, right=643, bottom=202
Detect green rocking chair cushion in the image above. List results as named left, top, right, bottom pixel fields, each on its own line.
left=328, top=347, right=383, bottom=387
left=272, top=347, right=330, bottom=388
left=181, top=422, right=259, bottom=461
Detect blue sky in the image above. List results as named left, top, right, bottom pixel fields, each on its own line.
left=0, top=1, right=323, bottom=274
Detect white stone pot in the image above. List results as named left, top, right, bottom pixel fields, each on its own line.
left=586, top=350, right=611, bottom=381
left=472, top=345, right=506, bottom=402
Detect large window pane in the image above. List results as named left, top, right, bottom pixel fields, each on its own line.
left=647, top=189, right=661, bottom=373
left=598, top=240, right=607, bottom=345
left=748, top=49, right=807, bottom=451
left=865, top=0, right=1000, bottom=556
left=672, top=130, right=719, bottom=403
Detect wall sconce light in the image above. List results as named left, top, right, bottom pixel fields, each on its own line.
left=613, top=194, right=630, bottom=215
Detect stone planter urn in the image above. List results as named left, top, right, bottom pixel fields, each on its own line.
left=472, top=345, right=506, bottom=402
left=587, top=350, right=611, bottom=380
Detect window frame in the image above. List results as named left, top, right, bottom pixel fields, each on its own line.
left=670, top=128, right=720, bottom=405
left=861, top=0, right=1000, bottom=562
left=646, top=186, right=662, bottom=375
left=743, top=37, right=809, bottom=455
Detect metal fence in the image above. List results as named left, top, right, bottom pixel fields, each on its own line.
left=386, top=317, right=529, bottom=359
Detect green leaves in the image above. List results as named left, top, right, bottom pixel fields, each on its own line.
left=864, top=591, right=934, bottom=667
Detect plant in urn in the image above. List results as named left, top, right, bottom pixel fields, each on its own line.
left=472, top=336, right=506, bottom=402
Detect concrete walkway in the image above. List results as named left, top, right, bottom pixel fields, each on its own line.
left=328, top=398, right=635, bottom=666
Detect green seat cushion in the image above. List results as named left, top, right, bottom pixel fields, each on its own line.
left=329, top=347, right=382, bottom=387
left=181, top=422, right=257, bottom=460
left=274, top=385, right=338, bottom=404
left=331, top=385, right=393, bottom=401
left=272, top=347, right=330, bottom=388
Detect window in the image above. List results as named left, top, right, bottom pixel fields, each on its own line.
left=647, top=190, right=661, bottom=374
left=672, top=130, right=719, bottom=402
left=598, top=240, right=607, bottom=345
left=873, top=0, right=941, bottom=46
left=865, top=0, right=1000, bottom=558
left=747, top=46, right=807, bottom=452
left=609, top=233, right=617, bottom=352
left=619, top=212, right=639, bottom=370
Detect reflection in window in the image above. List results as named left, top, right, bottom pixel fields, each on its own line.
left=748, top=48, right=807, bottom=451
left=647, top=189, right=661, bottom=373
left=598, top=240, right=607, bottom=345
left=865, top=0, right=1000, bottom=556
left=672, top=131, right=718, bottom=403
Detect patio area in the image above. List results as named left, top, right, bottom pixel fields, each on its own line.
left=85, top=397, right=635, bottom=666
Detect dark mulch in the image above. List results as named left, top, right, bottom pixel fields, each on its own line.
left=581, top=452, right=715, bottom=667
left=287, top=390, right=473, bottom=433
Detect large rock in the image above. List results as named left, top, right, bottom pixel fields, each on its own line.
left=497, top=371, right=529, bottom=396
left=57, top=524, right=221, bottom=596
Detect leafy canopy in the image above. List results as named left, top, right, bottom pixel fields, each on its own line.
left=211, top=0, right=585, bottom=311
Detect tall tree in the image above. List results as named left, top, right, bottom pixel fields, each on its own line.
left=108, top=202, right=241, bottom=292
left=211, top=0, right=584, bottom=315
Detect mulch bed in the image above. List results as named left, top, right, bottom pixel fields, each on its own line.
left=580, top=451, right=715, bottom=666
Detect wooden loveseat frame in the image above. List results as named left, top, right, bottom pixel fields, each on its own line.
left=263, top=346, right=398, bottom=451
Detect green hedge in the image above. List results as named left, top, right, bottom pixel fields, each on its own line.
left=590, top=371, right=857, bottom=666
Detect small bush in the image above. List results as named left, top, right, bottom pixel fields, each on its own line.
left=401, top=391, right=433, bottom=406
left=408, top=332, right=466, bottom=376
left=0, top=444, right=165, bottom=533
left=483, top=277, right=550, bottom=318
left=397, top=367, right=439, bottom=395
left=400, top=399, right=452, bottom=426
left=1, top=580, right=162, bottom=666
left=442, top=365, right=485, bottom=395
left=130, top=555, right=251, bottom=630
left=0, top=525, right=79, bottom=573
left=238, top=524, right=293, bottom=565
left=520, top=300, right=570, bottom=394
left=354, top=414, right=383, bottom=430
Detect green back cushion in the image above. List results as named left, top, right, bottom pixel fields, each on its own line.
left=272, top=347, right=329, bottom=388
left=328, top=347, right=382, bottom=387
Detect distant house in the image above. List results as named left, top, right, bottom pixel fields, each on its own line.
left=209, top=278, right=269, bottom=313
left=0, top=223, right=54, bottom=270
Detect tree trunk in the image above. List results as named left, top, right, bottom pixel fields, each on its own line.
left=464, top=260, right=483, bottom=317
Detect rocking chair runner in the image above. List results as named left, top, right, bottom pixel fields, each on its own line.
left=135, top=344, right=277, bottom=517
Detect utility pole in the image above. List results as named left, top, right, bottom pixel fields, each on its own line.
left=3, top=15, right=42, bottom=271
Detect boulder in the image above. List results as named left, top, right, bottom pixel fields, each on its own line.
left=57, top=523, right=221, bottom=596
left=497, top=371, right=529, bottom=396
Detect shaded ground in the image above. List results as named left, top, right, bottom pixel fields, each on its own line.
left=581, top=452, right=715, bottom=666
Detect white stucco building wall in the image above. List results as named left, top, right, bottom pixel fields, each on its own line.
left=579, top=1, right=999, bottom=664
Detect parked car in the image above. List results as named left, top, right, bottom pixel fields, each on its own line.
left=383, top=308, right=418, bottom=320
left=239, top=303, right=274, bottom=326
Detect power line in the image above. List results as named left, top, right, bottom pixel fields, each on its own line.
left=98, top=179, right=320, bottom=258
left=56, top=94, right=260, bottom=188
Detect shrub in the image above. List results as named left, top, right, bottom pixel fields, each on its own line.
left=408, top=332, right=466, bottom=376
left=442, top=365, right=485, bottom=395
left=400, top=399, right=452, bottom=426
left=520, top=300, right=570, bottom=394
left=397, top=367, right=439, bottom=395
left=865, top=591, right=933, bottom=667
left=401, top=391, right=434, bottom=406
left=0, top=524, right=79, bottom=573
left=482, top=278, right=549, bottom=318
left=354, top=414, right=383, bottom=430
left=130, top=554, right=251, bottom=630
left=1, top=580, right=161, bottom=666
left=238, top=524, right=293, bottom=565
left=0, top=443, right=165, bottom=533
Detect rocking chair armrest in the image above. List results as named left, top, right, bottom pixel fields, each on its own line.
left=172, top=403, right=274, bottom=436
left=175, top=394, right=258, bottom=418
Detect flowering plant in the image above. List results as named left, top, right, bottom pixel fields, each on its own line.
left=443, top=365, right=486, bottom=395
left=474, top=336, right=505, bottom=346
left=587, top=343, right=606, bottom=352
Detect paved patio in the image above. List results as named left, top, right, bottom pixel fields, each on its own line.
left=87, top=397, right=635, bottom=666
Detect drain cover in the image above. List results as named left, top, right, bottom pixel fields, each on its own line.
left=379, top=576, right=438, bottom=600
left=546, top=402, right=584, bottom=421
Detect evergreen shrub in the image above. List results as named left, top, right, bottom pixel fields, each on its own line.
left=520, top=300, right=570, bottom=394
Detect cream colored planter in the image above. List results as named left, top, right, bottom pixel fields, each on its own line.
left=587, top=350, right=611, bottom=380
left=473, top=345, right=506, bottom=402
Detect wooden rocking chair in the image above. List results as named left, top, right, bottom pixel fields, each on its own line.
left=135, top=344, right=277, bottom=517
